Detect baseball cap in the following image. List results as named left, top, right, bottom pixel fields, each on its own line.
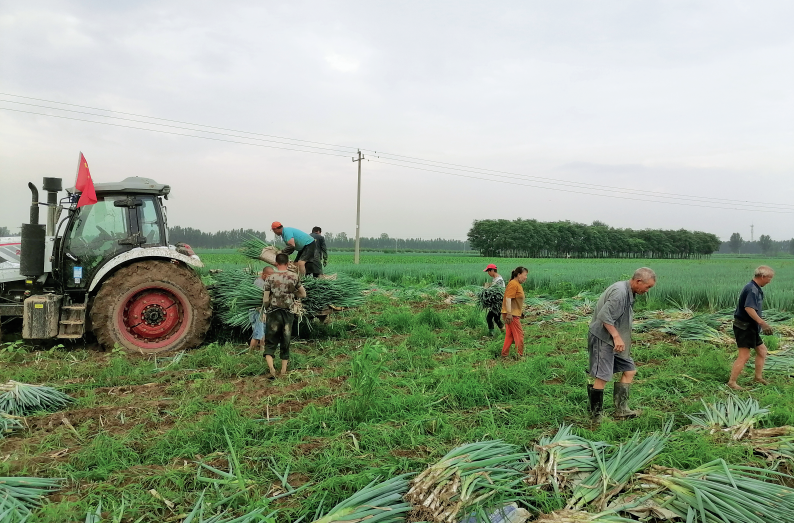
left=483, top=264, right=497, bottom=272
left=271, top=221, right=283, bottom=229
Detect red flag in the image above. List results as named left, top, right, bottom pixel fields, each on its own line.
left=75, top=152, right=97, bottom=208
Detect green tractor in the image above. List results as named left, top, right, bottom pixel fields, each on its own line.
left=0, top=177, right=211, bottom=354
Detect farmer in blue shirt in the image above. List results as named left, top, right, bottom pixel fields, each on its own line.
left=727, top=265, right=775, bottom=390
left=271, top=221, right=316, bottom=277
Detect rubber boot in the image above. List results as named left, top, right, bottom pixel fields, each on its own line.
left=613, top=383, right=641, bottom=419
left=587, top=384, right=604, bottom=424
left=488, top=329, right=495, bottom=337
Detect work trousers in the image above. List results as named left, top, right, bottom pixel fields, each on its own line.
left=486, top=310, right=503, bottom=330
left=502, top=317, right=524, bottom=357
left=264, top=309, right=294, bottom=361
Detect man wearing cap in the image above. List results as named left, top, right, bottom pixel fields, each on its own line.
left=271, top=222, right=316, bottom=277
left=483, top=264, right=505, bottom=336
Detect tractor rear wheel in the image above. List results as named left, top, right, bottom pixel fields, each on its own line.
left=91, top=260, right=212, bottom=354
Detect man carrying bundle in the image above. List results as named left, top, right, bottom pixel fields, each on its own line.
left=262, top=253, right=306, bottom=379
left=249, top=267, right=274, bottom=350
left=727, top=265, right=775, bottom=390
left=271, top=221, right=316, bottom=277
left=587, top=267, right=656, bottom=423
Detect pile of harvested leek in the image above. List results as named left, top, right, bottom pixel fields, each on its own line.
left=0, top=381, right=74, bottom=416
left=0, top=413, right=24, bottom=439
left=565, top=427, right=670, bottom=512
left=210, top=268, right=365, bottom=329
left=405, top=440, right=528, bottom=523
left=0, top=475, right=64, bottom=520
left=526, top=424, right=608, bottom=492
left=685, top=394, right=770, bottom=440
left=636, top=460, right=794, bottom=523
left=309, top=475, right=412, bottom=523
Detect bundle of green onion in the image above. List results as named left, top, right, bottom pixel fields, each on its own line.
left=404, top=440, right=529, bottom=523
left=0, top=413, right=23, bottom=439
left=751, top=428, right=794, bottom=462
left=566, top=426, right=669, bottom=511
left=0, top=475, right=64, bottom=519
left=301, top=277, right=365, bottom=314
left=685, top=395, right=770, bottom=440
left=239, top=236, right=270, bottom=260
left=210, top=269, right=265, bottom=329
left=659, top=316, right=730, bottom=345
left=211, top=269, right=365, bottom=329
left=637, top=460, right=794, bottom=523
left=0, top=381, right=74, bottom=416
left=477, top=286, right=504, bottom=315
left=527, top=425, right=609, bottom=492
left=310, top=475, right=412, bottom=523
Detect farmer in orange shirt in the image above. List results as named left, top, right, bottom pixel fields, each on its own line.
left=501, top=266, right=528, bottom=357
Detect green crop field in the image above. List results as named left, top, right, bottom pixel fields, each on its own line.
left=2, top=253, right=794, bottom=521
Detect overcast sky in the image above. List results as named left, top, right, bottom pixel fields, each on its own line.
left=1, top=0, right=792, bottom=242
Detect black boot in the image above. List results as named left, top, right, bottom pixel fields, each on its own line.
left=613, top=383, right=641, bottom=419
left=587, top=384, right=604, bottom=423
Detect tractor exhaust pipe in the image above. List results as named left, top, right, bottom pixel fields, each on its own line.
left=42, top=177, right=63, bottom=236
left=28, top=182, right=39, bottom=225
left=19, top=182, right=46, bottom=278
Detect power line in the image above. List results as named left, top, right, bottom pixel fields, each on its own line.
left=365, top=151, right=794, bottom=210
left=0, top=107, right=350, bottom=158
left=0, top=99, right=354, bottom=155
left=3, top=93, right=792, bottom=213
left=365, top=154, right=793, bottom=210
left=367, top=158, right=794, bottom=214
left=0, top=92, right=359, bottom=152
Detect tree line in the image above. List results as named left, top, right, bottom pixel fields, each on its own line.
left=467, top=219, right=722, bottom=258
left=724, top=233, right=794, bottom=256
left=169, top=226, right=467, bottom=251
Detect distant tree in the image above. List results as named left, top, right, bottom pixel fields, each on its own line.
left=728, top=232, right=744, bottom=254
left=758, top=234, right=774, bottom=255
left=790, top=239, right=794, bottom=256
left=0, top=226, right=10, bottom=237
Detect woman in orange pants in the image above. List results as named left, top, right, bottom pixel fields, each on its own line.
left=501, top=266, right=528, bottom=357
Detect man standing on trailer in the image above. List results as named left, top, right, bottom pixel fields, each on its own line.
left=305, top=226, right=328, bottom=278
left=271, top=222, right=316, bottom=277
left=586, top=267, right=656, bottom=423
left=262, top=253, right=306, bottom=379
left=727, top=265, right=775, bottom=390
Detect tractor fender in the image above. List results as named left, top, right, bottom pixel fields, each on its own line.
left=88, top=246, right=204, bottom=293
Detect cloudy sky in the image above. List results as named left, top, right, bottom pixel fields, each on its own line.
left=1, top=0, right=792, bottom=242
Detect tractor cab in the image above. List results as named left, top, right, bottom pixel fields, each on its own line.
left=57, top=178, right=170, bottom=296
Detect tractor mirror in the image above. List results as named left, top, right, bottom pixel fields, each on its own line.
left=114, top=197, right=143, bottom=208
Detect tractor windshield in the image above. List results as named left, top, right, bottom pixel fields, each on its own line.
left=64, top=197, right=129, bottom=287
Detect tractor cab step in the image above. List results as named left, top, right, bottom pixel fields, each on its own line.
left=58, top=302, right=87, bottom=339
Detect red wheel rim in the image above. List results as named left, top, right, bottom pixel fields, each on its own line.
left=116, top=283, right=191, bottom=350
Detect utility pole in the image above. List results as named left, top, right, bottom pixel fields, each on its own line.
left=352, top=150, right=365, bottom=264
left=751, top=224, right=754, bottom=243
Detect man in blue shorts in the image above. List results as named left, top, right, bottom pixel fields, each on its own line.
left=249, top=266, right=274, bottom=350
left=271, top=221, right=315, bottom=277
left=727, top=265, right=775, bottom=390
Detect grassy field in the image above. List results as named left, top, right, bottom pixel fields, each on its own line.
left=2, top=254, right=794, bottom=521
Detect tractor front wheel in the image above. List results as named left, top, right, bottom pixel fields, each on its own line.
left=91, top=260, right=212, bottom=354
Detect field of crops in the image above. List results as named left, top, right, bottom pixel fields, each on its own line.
left=200, top=251, right=794, bottom=311
left=2, top=252, right=794, bottom=521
